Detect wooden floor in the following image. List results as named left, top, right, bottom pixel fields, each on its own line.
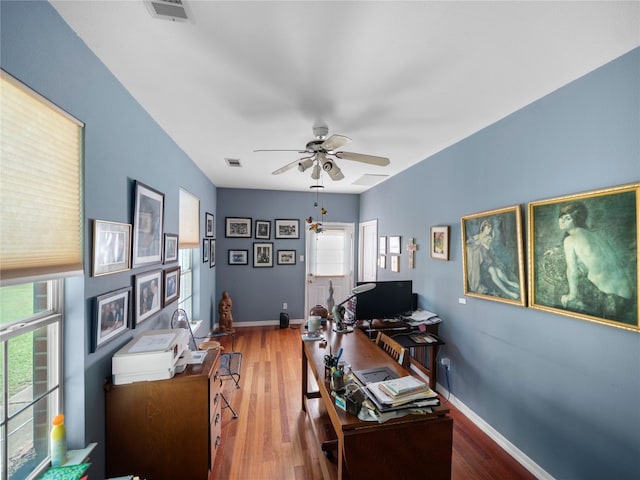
left=211, top=326, right=536, bottom=480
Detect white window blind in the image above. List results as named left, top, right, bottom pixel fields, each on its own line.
left=0, top=70, right=83, bottom=283
left=179, top=188, right=200, bottom=248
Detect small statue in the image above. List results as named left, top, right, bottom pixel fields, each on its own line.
left=326, top=280, right=335, bottom=314
left=216, top=291, right=234, bottom=333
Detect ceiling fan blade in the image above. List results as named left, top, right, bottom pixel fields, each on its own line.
left=272, top=159, right=300, bottom=175
left=334, top=151, right=390, bottom=166
left=321, top=134, right=351, bottom=152
left=255, top=149, right=308, bottom=154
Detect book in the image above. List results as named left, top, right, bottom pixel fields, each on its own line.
left=377, top=375, right=429, bottom=397
left=363, top=383, right=440, bottom=412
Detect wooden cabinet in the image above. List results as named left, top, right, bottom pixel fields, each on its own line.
left=106, top=348, right=221, bottom=480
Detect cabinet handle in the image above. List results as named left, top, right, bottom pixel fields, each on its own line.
left=215, top=413, right=221, bottom=425
left=214, top=392, right=220, bottom=405
left=215, top=436, right=221, bottom=448
left=214, top=371, right=219, bottom=382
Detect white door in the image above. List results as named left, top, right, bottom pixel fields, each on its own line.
left=358, top=220, right=378, bottom=282
left=305, top=222, right=354, bottom=318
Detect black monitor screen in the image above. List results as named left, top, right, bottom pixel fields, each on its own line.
left=352, top=280, right=413, bottom=320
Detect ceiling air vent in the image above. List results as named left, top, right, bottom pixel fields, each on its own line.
left=144, top=0, right=190, bottom=22
left=225, top=158, right=242, bottom=168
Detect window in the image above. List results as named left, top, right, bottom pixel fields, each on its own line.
left=0, top=280, right=63, bottom=480
left=178, top=249, right=193, bottom=321
left=314, top=228, right=347, bottom=276
left=0, top=70, right=82, bottom=480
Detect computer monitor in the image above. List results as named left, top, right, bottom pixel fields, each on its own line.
left=351, top=280, right=413, bottom=320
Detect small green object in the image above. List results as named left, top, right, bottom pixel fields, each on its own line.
left=39, top=463, right=90, bottom=480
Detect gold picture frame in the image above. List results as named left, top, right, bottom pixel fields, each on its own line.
left=461, top=205, right=526, bottom=306
left=528, top=183, right=639, bottom=332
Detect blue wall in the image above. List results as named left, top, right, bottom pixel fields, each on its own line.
left=3, top=1, right=639, bottom=479
left=361, top=48, right=640, bottom=479
left=1, top=2, right=216, bottom=477
left=216, top=188, right=359, bottom=322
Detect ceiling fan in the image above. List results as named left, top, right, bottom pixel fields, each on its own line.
left=254, top=124, right=390, bottom=181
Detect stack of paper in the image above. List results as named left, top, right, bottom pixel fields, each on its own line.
left=365, top=376, right=439, bottom=411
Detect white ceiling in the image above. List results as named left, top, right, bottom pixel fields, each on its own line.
left=51, top=1, right=639, bottom=194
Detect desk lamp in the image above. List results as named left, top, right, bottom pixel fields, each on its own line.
left=332, top=283, right=376, bottom=333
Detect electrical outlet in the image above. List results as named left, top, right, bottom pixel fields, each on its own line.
left=441, top=357, right=451, bottom=367
left=283, top=302, right=288, bottom=310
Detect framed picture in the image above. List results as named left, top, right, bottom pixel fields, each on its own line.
left=255, top=220, right=271, bottom=239
left=202, top=238, right=210, bottom=263
left=379, top=236, right=387, bottom=255
left=275, top=219, right=299, bottom=239
left=205, top=212, right=214, bottom=237
left=379, top=255, right=386, bottom=269
left=430, top=226, right=450, bottom=261
left=209, top=239, right=216, bottom=268
left=225, top=217, right=252, bottom=238
left=228, top=249, right=248, bottom=265
left=389, top=236, right=401, bottom=254
left=92, top=220, right=131, bottom=276
left=134, top=269, right=163, bottom=326
left=528, top=183, right=639, bottom=332
left=93, top=287, right=130, bottom=351
left=253, top=242, right=273, bottom=267
left=132, top=181, right=164, bottom=267
left=277, top=250, right=296, bottom=265
left=461, top=205, right=526, bottom=306
left=163, top=233, right=178, bottom=264
left=163, top=266, right=180, bottom=307
left=391, top=255, right=400, bottom=272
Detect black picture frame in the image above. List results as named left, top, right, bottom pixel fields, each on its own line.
left=255, top=220, right=271, bottom=239
left=209, top=239, right=216, bottom=268
left=275, top=219, right=299, bottom=239
left=163, top=233, right=178, bottom=264
left=94, top=287, right=130, bottom=351
left=163, top=266, right=180, bottom=307
left=277, top=250, right=296, bottom=265
left=134, top=269, right=163, bottom=326
left=228, top=249, right=248, bottom=265
left=225, top=217, right=252, bottom=238
left=205, top=212, right=214, bottom=237
left=202, top=238, right=210, bottom=263
left=253, top=242, right=274, bottom=267
left=132, top=181, right=164, bottom=267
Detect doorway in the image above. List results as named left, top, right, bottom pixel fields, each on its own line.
left=305, top=222, right=354, bottom=318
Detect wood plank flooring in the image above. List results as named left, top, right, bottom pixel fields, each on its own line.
left=211, top=326, right=536, bottom=480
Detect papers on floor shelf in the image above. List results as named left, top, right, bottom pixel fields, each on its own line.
left=404, top=309, right=442, bottom=326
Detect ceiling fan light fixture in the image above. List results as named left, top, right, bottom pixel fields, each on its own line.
left=298, top=158, right=313, bottom=172
left=311, top=163, right=321, bottom=180
left=322, top=159, right=344, bottom=181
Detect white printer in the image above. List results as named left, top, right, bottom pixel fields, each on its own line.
left=112, top=329, right=190, bottom=385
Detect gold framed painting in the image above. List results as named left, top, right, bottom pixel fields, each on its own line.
left=461, top=205, right=526, bottom=306
left=528, top=183, right=639, bottom=332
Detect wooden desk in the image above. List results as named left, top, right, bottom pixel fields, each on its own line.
left=393, top=329, right=445, bottom=390
left=302, top=323, right=453, bottom=480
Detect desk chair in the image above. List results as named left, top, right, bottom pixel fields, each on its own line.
left=375, top=332, right=410, bottom=369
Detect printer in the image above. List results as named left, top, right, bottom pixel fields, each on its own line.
left=112, top=328, right=190, bottom=385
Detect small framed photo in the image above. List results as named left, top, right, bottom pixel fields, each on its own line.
left=209, top=239, right=216, bottom=268
left=92, top=220, right=131, bottom=276
left=134, top=269, right=163, bottom=326
left=275, top=219, right=300, bottom=239
left=430, top=226, right=450, bottom=261
left=163, top=266, right=180, bottom=307
left=253, top=242, right=274, bottom=267
left=225, top=217, right=252, bottom=238
left=202, top=238, right=210, bottom=263
left=379, top=236, right=387, bottom=255
left=163, top=233, right=178, bottom=263
left=93, top=287, right=130, bottom=351
left=389, top=236, right=401, bottom=254
left=255, top=220, right=271, bottom=239
left=132, top=181, right=164, bottom=267
left=228, top=249, right=248, bottom=265
left=277, top=250, right=296, bottom=265
left=205, top=212, right=214, bottom=237
left=391, top=255, right=400, bottom=272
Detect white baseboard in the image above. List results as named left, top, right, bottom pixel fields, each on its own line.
left=435, top=384, right=553, bottom=480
